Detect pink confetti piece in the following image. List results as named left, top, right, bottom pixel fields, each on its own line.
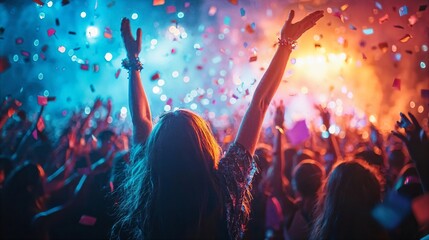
left=166, top=98, right=173, bottom=105
left=166, top=5, right=176, bottom=14
left=115, top=69, right=121, bottom=79
left=37, top=96, right=48, bottom=106
left=47, top=28, right=56, bottom=37
left=93, top=64, right=99, bottom=72
left=184, top=2, right=190, bottom=8
left=80, top=64, right=89, bottom=70
left=21, top=51, right=30, bottom=57
left=392, top=78, right=401, bottom=90
left=15, top=38, right=24, bottom=44
left=208, top=6, right=217, bottom=16
left=153, top=0, right=165, bottom=6
left=32, top=129, right=38, bottom=140
left=79, top=215, right=97, bottom=226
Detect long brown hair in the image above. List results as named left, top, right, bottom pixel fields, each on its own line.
left=113, top=109, right=224, bottom=239
left=310, top=160, right=386, bottom=240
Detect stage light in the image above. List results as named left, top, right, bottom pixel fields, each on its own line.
left=81, top=12, right=87, bottom=18
left=131, top=13, right=138, bottom=20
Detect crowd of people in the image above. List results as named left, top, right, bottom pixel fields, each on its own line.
left=1, top=9, right=428, bottom=240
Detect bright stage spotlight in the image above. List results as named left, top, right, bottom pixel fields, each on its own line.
left=86, top=26, right=99, bottom=39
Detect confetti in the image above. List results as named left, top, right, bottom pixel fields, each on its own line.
left=166, top=98, right=173, bottom=105
left=151, top=72, right=160, bottom=81
left=392, top=78, right=401, bottom=90
left=287, top=120, right=310, bottom=145
left=32, top=130, right=38, bottom=140
left=340, top=4, right=349, bottom=11
left=408, top=15, right=417, bottom=26
left=90, top=84, right=95, bottom=92
left=79, top=215, right=97, bottom=226
left=362, top=28, right=374, bottom=35
left=419, top=5, right=427, bottom=11
left=349, top=24, right=357, bottom=30
left=245, top=24, right=255, bottom=33
left=362, top=53, right=367, bottom=60
left=47, top=28, right=56, bottom=37
left=153, top=0, right=165, bottom=6
left=393, top=25, right=405, bottom=29
left=21, top=51, right=30, bottom=57
left=166, top=5, right=176, bottom=14
left=68, top=31, right=76, bottom=35
left=104, top=27, right=112, bottom=39
left=375, top=1, right=382, bottom=10
left=399, top=34, right=412, bottom=43
left=37, top=96, right=48, bottom=106
left=184, top=2, right=190, bottom=8
left=398, top=6, right=408, bottom=16
left=228, top=0, right=238, bottom=5
left=33, top=0, right=44, bottom=6
left=208, top=6, right=217, bottom=16
left=224, top=16, right=231, bottom=25
left=0, top=56, right=11, bottom=73
left=93, top=64, right=99, bottom=72
left=240, top=8, right=246, bottom=17
left=80, top=64, right=89, bottom=70
left=15, top=38, right=24, bottom=44
left=115, top=69, right=121, bottom=79
left=249, top=56, right=257, bottom=62
left=378, top=14, right=389, bottom=24
left=421, top=89, right=429, bottom=99
left=61, top=0, right=70, bottom=6
left=37, top=117, right=45, bottom=132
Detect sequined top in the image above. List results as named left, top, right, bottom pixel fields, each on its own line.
left=217, top=143, right=258, bottom=240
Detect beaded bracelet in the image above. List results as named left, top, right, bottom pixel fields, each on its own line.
left=121, top=57, right=143, bottom=71
left=278, top=38, right=297, bottom=50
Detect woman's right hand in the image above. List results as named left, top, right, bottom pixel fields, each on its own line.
left=121, top=18, right=142, bottom=59
left=280, top=10, right=324, bottom=41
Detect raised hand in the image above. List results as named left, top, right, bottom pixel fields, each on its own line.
left=274, top=101, right=285, bottom=128
left=281, top=10, right=324, bottom=41
left=121, top=18, right=142, bottom=59
left=315, top=104, right=330, bottom=128
left=392, top=112, right=429, bottom=192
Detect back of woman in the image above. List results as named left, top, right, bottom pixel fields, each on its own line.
left=310, top=161, right=388, bottom=240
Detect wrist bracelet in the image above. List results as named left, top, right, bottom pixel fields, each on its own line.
left=121, top=57, right=143, bottom=71
left=278, top=38, right=297, bottom=50
left=275, top=125, right=284, bottom=134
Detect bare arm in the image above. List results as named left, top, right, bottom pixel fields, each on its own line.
left=121, top=18, right=152, bottom=144
left=235, top=10, right=324, bottom=155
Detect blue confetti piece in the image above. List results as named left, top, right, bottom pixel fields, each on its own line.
left=251, top=22, right=256, bottom=29
left=375, top=1, right=382, bottom=10
left=243, top=42, right=248, bottom=48
left=240, top=8, right=245, bottom=17
left=362, top=28, right=374, bottom=35
left=349, top=24, right=357, bottom=30
left=224, top=16, right=231, bottom=25
left=399, top=5, right=408, bottom=16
